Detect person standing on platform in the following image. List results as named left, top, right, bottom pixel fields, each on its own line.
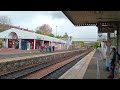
left=48, top=46, right=51, bottom=52
left=40, top=44, right=44, bottom=52
left=108, top=47, right=116, bottom=79
left=52, top=46, right=55, bottom=51
left=45, top=45, right=48, bottom=53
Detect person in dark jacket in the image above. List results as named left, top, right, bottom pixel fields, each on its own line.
left=52, top=46, right=55, bottom=51
left=48, top=46, right=51, bottom=52
left=108, top=47, right=116, bottom=78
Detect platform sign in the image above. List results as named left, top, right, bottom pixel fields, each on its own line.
left=98, top=22, right=115, bottom=33
left=98, top=26, right=114, bottom=33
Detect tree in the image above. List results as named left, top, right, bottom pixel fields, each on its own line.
left=0, top=40, right=2, bottom=48
left=79, top=41, right=84, bottom=47
left=92, top=42, right=100, bottom=49
left=35, top=24, right=52, bottom=35
left=48, top=34, right=55, bottom=37
left=0, top=16, right=11, bottom=32
left=0, top=16, right=11, bottom=24
left=72, top=41, right=75, bottom=45
left=62, top=32, right=69, bottom=38
left=35, top=30, right=42, bottom=34
left=55, top=35, right=62, bottom=39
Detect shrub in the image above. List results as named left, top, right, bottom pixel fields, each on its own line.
left=0, top=40, right=2, bottom=45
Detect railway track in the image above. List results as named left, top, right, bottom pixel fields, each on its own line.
left=42, top=53, right=89, bottom=79
left=0, top=49, right=92, bottom=79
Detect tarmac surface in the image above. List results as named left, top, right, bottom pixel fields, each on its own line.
left=83, top=49, right=109, bottom=79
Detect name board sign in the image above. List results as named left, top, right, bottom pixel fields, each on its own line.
left=98, top=26, right=114, bottom=33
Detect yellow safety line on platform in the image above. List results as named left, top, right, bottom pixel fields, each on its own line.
left=59, top=49, right=96, bottom=79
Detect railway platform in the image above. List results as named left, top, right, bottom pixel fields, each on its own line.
left=0, top=49, right=89, bottom=79
left=0, top=48, right=110, bottom=79
left=0, top=48, right=74, bottom=59
left=59, top=49, right=109, bottom=79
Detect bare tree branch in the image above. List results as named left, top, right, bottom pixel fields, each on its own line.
left=35, top=24, right=52, bottom=35
left=0, top=16, right=12, bottom=32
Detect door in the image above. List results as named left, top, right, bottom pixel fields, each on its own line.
left=8, top=39, right=13, bottom=48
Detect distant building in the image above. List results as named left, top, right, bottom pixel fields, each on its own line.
left=0, top=28, right=66, bottom=50
left=72, top=38, right=98, bottom=42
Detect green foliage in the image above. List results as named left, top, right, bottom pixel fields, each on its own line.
left=62, top=32, right=69, bottom=38
left=79, top=41, right=84, bottom=47
left=92, top=42, right=99, bottom=49
left=72, top=41, right=75, bottom=44
left=36, top=30, right=63, bottom=39
left=72, top=41, right=84, bottom=47
left=0, top=29, right=4, bottom=32
left=55, top=35, right=62, bottom=39
left=0, top=40, right=2, bottom=45
left=35, top=26, right=69, bottom=39
left=35, top=31, right=42, bottom=34
left=48, top=34, right=55, bottom=37
left=72, top=41, right=78, bottom=45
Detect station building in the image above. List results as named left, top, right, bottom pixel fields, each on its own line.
left=0, top=28, right=66, bottom=50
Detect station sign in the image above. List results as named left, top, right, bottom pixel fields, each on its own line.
left=98, top=22, right=115, bottom=33
left=98, top=26, right=115, bottom=33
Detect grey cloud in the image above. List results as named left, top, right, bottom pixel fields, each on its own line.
left=49, top=11, right=67, bottom=19
left=0, top=11, right=98, bottom=39
left=0, top=11, right=67, bottom=19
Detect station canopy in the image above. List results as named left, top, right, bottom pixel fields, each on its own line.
left=63, top=11, right=120, bottom=26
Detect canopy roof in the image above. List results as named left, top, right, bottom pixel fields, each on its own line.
left=63, top=11, right=120, bottom=26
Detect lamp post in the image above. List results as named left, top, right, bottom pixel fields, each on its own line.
left=56, top=26, right=57, bottom=37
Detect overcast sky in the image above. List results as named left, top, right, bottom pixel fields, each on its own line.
left=0, top=11, right=98, bottom=39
